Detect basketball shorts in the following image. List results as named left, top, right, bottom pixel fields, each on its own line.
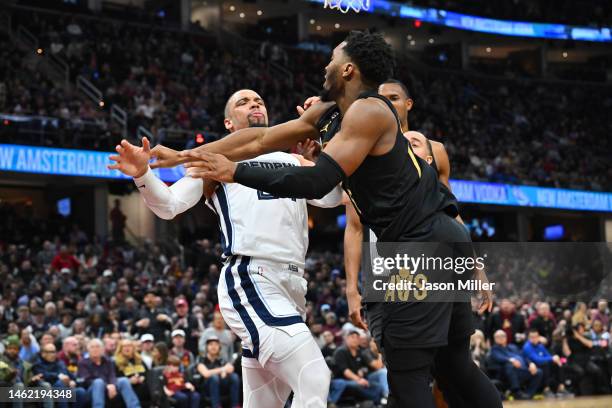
left=218, top=255, right=311, bottom=367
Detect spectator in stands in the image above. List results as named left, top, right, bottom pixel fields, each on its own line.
left=571, top=302, right=591, bottom=329
left=37, top=240, right=56, bottom=267
left=19, top=327, right=40, bottom=363
left=171, top=297, right=201, bottom=355
left=163, top=355, right=201, bottom=408
left=58, top=336, right=80, bottom=377
left=139, top=334, right=155, bottom=369
left=530, top=302, right=556, bottom=346
left=133, top=290, right=172, bottom=341
left=195, top=336, right=240, bottom=408
left=487, top=299, right=526, bottom=345
left=31, top=308, right=49, bottom=339
left=114, top=339, right=148, bottom=404
left=593, top=300, right=610, bottom=329
left=170, top=329, right=194, bottom=371
left=76, top=338, right=141, bottom=407
left=39, top=333, right=55, bottom=349
left=328, top=330, right=384, bottom=406
left=110, top=199, right=126, bottom=243
left=32, top=342, right=82, bottom=405
left=16, top=306, right=31, bottom=328
left=199, top=311, right=235, bottom=363
left=470, top=329, right=489, bottom=368
left=565, top=322, right=610, bottom=395
left=57, top=311, right=74, bottom=340
left=489, top=330, right=542, bottom=400
left=0, top=335, right=25, bottom=387
left=522, top=328, right=570, bottom=398
left=152, top=341, right=169, bottom=367
left=320, top=330, right=337, bottom=360
left=322, top=312, right=343, bottom=345
left=51, top=245, right=81, bottom=272
left=360, top=333, right=389, bottom=402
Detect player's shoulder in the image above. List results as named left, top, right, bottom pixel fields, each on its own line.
left=343, top=97, right=394, bottom=128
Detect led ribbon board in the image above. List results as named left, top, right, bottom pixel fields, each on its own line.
left=1, top=144, right=610, bottom=212
left=0, top=143, right=185, bottom=183
left=310, top=0, right=612, bottom=42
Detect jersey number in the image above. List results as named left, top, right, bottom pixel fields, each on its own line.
left=257, top=190, right=296, bottom=202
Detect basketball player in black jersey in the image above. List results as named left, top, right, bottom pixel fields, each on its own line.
left=153, top=31, right=501, bottom=408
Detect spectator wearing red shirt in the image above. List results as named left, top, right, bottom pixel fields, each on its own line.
left=50, top=245, right=80, bottom=272
left=163, top=356, right=200, bottom=408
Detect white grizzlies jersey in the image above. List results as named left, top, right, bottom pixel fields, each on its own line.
left=207, top=152, right=309, bottom=269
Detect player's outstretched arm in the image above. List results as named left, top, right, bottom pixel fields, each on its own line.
left=108, top=137, right=203, bottom=219
left=178, top=101, right=330, bottom=163
left=181, top=99, right=390, bottom=200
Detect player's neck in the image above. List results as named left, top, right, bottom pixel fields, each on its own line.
left=337, top=84, right=374, bottom=115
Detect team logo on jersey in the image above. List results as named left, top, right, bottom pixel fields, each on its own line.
left=257, top=266, right=265, bottom=276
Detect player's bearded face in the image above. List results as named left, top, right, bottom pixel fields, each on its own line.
left=321, top=45, right=345, bottom=102
left=321, top=63, right=340, bottom=102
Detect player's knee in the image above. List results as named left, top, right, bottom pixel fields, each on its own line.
left=300, top=358, right=330, bottom=396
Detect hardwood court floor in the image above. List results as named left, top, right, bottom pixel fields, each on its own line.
left=504, top=396, right=612, bottom=408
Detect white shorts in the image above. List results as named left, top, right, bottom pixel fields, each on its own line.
left=218, top=255, right=311, bottom=366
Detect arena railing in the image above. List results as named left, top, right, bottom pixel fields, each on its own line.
left=15, top=25, right=37, bottom=49
left=110, top=105, right=128, bottom=139
left=137, top=126, right=155, bottom=145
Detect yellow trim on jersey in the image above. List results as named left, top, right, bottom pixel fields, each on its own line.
left=407, top=146, right=422, bottom=178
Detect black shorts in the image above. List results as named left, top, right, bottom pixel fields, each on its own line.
left=365, top=212, right=474, bottom=351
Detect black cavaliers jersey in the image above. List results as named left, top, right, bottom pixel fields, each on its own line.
left=316, top=92, right=455, bottom=241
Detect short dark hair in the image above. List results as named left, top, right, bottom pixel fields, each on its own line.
left=343, top=31, right=395, bottom=88
left=425, top=139, right=434, bottom=157
left=382, top=78, right=411, bottom=99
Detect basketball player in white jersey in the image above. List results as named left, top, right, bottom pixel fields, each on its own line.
left=108, top=89, right=343, bottom=408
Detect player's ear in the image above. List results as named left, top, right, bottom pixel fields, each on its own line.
left=406, top=98, right=414, bottom=112
left=342, top=62, right=354, bottom=79
left=426, top=155, right=433, bottom=166
left=224, top=118, right=233, bottom=132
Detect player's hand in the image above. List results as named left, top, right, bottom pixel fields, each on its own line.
left=296, top=96, right=321, bottom=116
left=347, top=289, right=368, bottom=331
left=108, top=137, right=151, bottom=177
left=474, top=266, right=493, bottom=315
left=181, top=150, right=237, bottom=183
left=150, top=144, right=181, bottom=169
left=295, top=138, right=321, bottom=162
